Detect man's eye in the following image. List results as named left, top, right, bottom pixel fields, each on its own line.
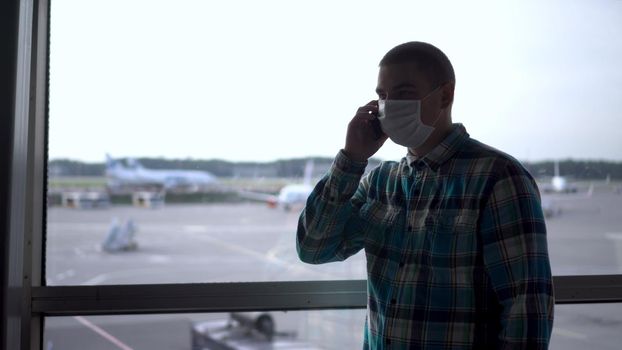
left=396, top=90, right=417, bottom=98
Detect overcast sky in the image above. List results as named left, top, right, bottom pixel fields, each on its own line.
left=47, top=0, right=622, bottom=163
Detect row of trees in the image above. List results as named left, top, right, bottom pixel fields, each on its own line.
left=49, top=157, right=622, bottom=180
left=48, top=157, right=337, bottom=178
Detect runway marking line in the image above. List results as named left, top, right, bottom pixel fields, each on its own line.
left=552, top=327, right=588, bottom=340
left=82, top=274, right=108, bottom=285
left=181, top=225, right=337, bottom=279
left=73, top=316, right=134, bottom=350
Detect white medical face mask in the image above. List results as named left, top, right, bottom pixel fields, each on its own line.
left=377, top=91, right=442, bottom=149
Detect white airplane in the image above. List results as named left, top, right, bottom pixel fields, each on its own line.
left=538, top=160, right=596, bottom=218
left=541, top=160, right=578, bottom=193
left=239, top=160, right=315, bottom=211
left=105, top=154, right=219, bottom=193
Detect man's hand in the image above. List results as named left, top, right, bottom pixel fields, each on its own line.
left=344, top=100, right=389, bottom=162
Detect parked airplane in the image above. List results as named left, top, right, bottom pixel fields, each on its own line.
left=239, top=160, right=315, bottom=211
left=105, top=154, right=219, bottom=193
left=540, top=182, right=594, bottom=218
left=540, top=160, right=578, bottom=193
left=539, top=160, right=595, bottom=218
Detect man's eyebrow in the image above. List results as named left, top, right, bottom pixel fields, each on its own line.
left=391, top=83, right=418, bottom=90
left=376, top=83, right=418, bottom=94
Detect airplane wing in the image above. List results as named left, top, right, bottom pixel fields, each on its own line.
left=236, top=190, right=279, bottom=206
left=237, top=161, right=314, bottom=208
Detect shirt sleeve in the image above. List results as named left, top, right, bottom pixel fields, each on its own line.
left=296, top=149, right=372, bottom=264
left=479, top=162, right=555, bottom=349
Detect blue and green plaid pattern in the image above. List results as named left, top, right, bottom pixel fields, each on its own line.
left=297, top=124, right=554, bottom=349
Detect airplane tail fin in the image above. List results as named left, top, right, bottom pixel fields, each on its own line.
left=127, top=158, right=144, bottom=170
left=106, top=154, right=122, bottom=170
left=303, top=159, right=314, bottom=186
left=106, top=154, right=144, bottom=170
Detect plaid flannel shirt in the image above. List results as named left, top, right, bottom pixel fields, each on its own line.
left=296, top=124, right=554, bottom=349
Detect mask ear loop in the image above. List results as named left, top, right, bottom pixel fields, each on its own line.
left=421, top=84, right=446, bottom=129
left=427, top=108, right=444, bottom=129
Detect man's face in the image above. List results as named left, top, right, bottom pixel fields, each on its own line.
left=375, top=63, right=445, bottom=126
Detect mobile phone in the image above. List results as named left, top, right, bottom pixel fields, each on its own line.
left=370, top=117, right=384, bottom=140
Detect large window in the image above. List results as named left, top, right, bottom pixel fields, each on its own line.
left=5, top=0, right=622, bottom=349
left=46, top=0, right=622, bottom=286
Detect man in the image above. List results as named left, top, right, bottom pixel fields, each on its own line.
left=296, top=42, right=554, bottom=349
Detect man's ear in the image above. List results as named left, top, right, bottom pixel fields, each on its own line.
left=440, top=81, right=455, bottom=109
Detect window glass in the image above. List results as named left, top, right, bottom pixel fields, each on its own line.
left=550, top=304, right=622, bottom=350
left=46, top=204, right=366, bottom=285
left=46, top=0, right=622, bottom=285
left=43, top=305, right=622, bottom=350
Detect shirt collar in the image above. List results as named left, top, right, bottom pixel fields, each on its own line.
left=405, top=123, right=469, bottom=171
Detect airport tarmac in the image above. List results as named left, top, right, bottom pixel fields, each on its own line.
left=44, top=184, right=622, bottom=349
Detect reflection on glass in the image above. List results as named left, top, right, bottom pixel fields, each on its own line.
left=43, top=305, right=622, bottom=350
left=46, top=0, right=622, bottom=285
left=44, top=310, right=367, bottom=350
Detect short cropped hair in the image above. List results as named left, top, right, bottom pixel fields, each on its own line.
left=379, top=41, right=455, bottom=88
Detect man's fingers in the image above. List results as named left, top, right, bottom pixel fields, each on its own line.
left=356, top=108, right=378, bottom=117
left=350, top=115, right=383, bottom=139
left=345, top=100, right=384, bottom=161
left=357, top=101, right=379, bottom=114
left=349, top=100, right=382, bottom=133
left=356, top=109, right=378, bottom=123
left=353, top=112, right=377, bottom=121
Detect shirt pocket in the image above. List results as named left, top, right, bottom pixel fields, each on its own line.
left=428, top=211, right=479, bottom=268
left=437, top=212, right=478, bottom=234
